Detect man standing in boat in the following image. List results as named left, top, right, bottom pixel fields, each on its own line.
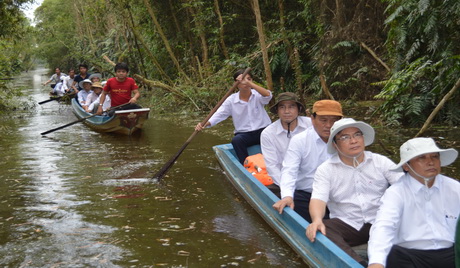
left=260, top=92, right=312, bottom=198
left=272, top=100, right=342, bottom=221
left=367, top=137, right=459, bottom=268
left=306, top=118, right=402, bottom=266
left=96, top=62, right=141, bottom=115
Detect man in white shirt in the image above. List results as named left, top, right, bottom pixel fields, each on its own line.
left=62, top=69, right=76, bottom=94
left=195, top=69, right=272, bottom=164
left=306, top=118, right=402, bottom=266
left=261, top=92, right=312, bottom=197
left=272, top=100, right=343, bottom=221
left=77, top=79, right=93, bottom=108
left=367, top=137, right=460, bottom=268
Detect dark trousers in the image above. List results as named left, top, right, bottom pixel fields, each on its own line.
left=232, top=128, right=265, bottom=164
left=323, top=218, right=371, bottom=263
left=267, top=184, right=281, bottom=199
left=386, top=245, right=455, bottom=268
left=292, top=190, right=329, bottom=223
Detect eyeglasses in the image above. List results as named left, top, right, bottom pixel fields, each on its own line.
left=336, top=132, right=364, bottom=143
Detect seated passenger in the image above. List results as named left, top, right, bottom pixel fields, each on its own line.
left=195, top=69, right=272, bottom=164
left=260, top=92, right=312, bottom=198
left=77, top=79, right=93, bottom=108
left=62, top=69, right=76, bottom=94
left=85, top=82, right=110, bottom=113
left=272, top=100, right=342, bottom=222
left=306, top=118, right=402, bottom=266
left=54, top=75, right=66, bottom=96
left=89, top=73, right=102, bottom=83
left=367, top=137, right=460, bottom=268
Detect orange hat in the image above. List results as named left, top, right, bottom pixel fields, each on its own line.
left=312, top=100, right=343, bottom=116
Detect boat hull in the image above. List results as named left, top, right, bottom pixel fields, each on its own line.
left=213, top=144, right=362, bottom=268
left=71, top=98, right=150, bottom=135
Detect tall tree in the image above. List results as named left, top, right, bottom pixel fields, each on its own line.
left=252, top=0, right=273, bottom=91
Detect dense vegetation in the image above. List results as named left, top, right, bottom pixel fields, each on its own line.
left=1, top=0, right=460, bottom=127
left=0, top=0, right=35, bottom=112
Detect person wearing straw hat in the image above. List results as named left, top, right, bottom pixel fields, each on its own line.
left=306, top=118, right=402, bottom=266
left=84, top=82, right=111, bottom=113
left=367, top=137, right=460, bottom=268
left=272, top=100, right=343, bottom=222
left=260, top=92, right=312, bottom=197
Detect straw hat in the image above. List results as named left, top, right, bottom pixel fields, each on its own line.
left=391, top=137, right=458, bottom=172
left=91, top=82, right=103, bottom=89
left=327, top=118, right=375, bottom=154
left=269, top=92, right=305, bottom=115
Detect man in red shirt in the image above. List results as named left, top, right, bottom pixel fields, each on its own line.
left=96, top=62, right=141, bottom=115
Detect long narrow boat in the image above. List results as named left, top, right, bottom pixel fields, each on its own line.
left=213, top=144, right=363, bottom=268
left=71, top=98, right=150, bottom=135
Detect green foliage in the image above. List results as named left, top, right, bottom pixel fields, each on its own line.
left=377, top=0, right=460, bottom=126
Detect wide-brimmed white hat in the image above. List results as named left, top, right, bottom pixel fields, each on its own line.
left=78, top=79, right=92, bottom=89
left=89, top=73, right=102, bottom=81
left=327, top=118, right=375, bottom=154
left=391, top=137, right=458, bottom=172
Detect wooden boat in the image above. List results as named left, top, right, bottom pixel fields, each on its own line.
left=71, top=98, right=150, bottom=135
left=213, top=144, right=363, bottom=268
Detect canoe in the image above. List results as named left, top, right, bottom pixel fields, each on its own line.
left=213, top=144, right=363, bottom=268
left=71, top=98, right=150, bottom=135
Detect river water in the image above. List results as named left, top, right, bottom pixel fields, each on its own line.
left=0, top=68, right=458, bottom=267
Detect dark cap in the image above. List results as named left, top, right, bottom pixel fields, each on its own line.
left=269, top=92, right=305, bottom=115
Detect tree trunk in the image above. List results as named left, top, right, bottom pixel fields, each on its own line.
left=143, top=0, right=190, bottom=81
left=126, top=12, right=173, bottom=84
left=214, top=0, right=229, bottom=59
left=188, top=2, right=211, bottom=77
left=252, top=0, right=274, bottom=91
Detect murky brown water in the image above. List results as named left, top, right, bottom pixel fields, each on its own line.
left=0, top=68, right=458, bottom=267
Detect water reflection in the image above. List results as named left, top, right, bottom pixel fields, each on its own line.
left=1, top=67, right=458, bottom=267
left=0, top=68, right=304, bottom=267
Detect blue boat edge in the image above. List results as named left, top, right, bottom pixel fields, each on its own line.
left=213, top=144, right=363, bottom=268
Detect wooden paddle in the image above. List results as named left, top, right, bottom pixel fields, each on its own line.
left=40, top=103, right=130, bottom=135
left=152, top=67, right=252, bottom=181
left=38, top=92, right=75, bottom=105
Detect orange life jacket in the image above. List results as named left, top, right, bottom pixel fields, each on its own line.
left=244, top=153, right=273, bottom=186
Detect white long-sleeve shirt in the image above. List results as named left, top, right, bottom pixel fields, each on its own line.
left=280, top=127, right=331, bottom=198
left=77, top=90, right=92, bottom=105
left=368, top=173, right=460, bottom=266
left=88, top=94, right=111, bottom=112
left=261, top=116, right=312, bottom=185
left=208, top=89, right=272, bottom=133
left=312, top=152, right=401, bottom=230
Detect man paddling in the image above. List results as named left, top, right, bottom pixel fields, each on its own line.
left=195, top=69, right=272, bottom=164
left=96, top=62, right=140, bottom=115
